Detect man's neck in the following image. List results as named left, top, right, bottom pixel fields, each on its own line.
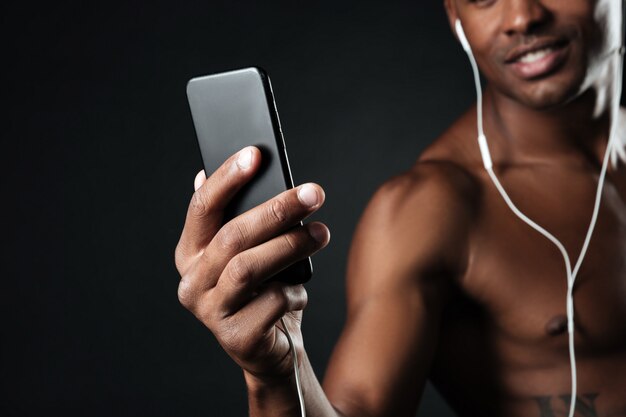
left=483, top=83, right=616, bottom=168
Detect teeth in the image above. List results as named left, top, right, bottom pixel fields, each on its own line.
left=518, top=47, right=554, bottom=63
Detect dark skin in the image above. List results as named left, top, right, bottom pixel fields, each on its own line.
left=174, top=0, right=626, bottom=416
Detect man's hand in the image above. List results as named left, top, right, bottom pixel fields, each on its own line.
left=174, top=146, right=330, bottom=382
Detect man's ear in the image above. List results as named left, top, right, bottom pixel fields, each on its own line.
left=443, top=0, right=461, bottom=43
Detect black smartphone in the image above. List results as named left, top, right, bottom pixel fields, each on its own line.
left=186, top=67, right=313, bottom=284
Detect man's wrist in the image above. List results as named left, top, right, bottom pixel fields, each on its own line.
left=244, top=369, right=302, bottom=416
left=244, top=368, right=296, bottom=396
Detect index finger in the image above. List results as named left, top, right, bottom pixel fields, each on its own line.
left=177, top=146, right=261, bottom=258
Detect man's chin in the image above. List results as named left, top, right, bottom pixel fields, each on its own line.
left=500, top=75, right=584, bottom=111
left=519, top=90, right=579, bottom=111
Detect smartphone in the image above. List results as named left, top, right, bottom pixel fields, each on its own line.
left=186, top=67, right=313, bottom=284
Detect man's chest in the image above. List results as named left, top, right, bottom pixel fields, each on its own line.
left=461, top=165, right=626, bottom=353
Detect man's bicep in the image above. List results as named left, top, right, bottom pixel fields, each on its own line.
left=322, top=282, right=444, bottom=417
left=321, top=167, right=472, bottom=417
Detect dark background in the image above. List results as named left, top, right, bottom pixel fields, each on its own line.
left=3, top=1, right=477, bottom=415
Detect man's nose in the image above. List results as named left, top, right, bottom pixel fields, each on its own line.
left=502, top=0, right=550, bottom=36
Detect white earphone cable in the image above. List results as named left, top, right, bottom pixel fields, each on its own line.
left=281, top=316, right=306, bottom=417
left=456, top=18, right=622, bottom=417
left=282, top=17, right=622, bottom=417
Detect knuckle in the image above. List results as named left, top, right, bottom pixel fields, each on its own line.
left=281, top=232, right=298, bottom=252
left=177, top=277, right=199, bottom=310
left=227, top=254, right=255, bottom=288
left=215, top=223, right=245, bottom=254
left=268, top=198, right=288, bottom=224
left=189, top=189, right=211, bottom=218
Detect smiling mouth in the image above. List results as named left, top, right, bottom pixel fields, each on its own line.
left=506, top=40, right=570, bottom=80
left=516, top=45, right=560, bottom=63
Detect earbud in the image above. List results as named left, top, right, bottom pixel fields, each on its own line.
left=455, top=19, right=472, bottom=53
left=454, top=18, right=492, bottom=170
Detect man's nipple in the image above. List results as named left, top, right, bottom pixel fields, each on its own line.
left=545, top=314, right=568, bottom=336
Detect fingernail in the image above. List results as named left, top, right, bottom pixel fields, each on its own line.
left=194, top=170, right=206, bottom=191
left=308, top=223, right=328, bottom=243
left=297, top=184, right=319, bottom=208
left=236, top=147, right=252, bottom=170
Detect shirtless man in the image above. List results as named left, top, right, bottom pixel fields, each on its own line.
left=174, top=0, right=626, bottom=416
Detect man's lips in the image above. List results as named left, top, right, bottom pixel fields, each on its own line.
left=504, top=39, right=570, bottom=80
left=504, top=38, right=569, bottom=63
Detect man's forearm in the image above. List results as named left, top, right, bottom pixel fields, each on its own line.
left=245, top=349, right=344, bottom=417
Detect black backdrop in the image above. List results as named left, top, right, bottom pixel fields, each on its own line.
left=4, top=1, right=476, bottom=415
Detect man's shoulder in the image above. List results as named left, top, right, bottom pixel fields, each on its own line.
left=369, top=157, right=481, bottom=230
left=362, top=154, right=478, bottom=244
left=355, top=120, right=484, bottom=269
left=349, top=157, right=479, bottom=288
